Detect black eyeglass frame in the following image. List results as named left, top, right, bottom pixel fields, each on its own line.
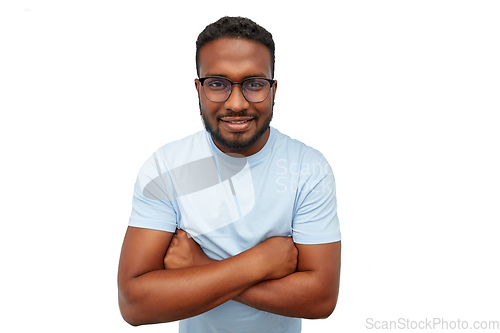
left=198, top=76, right=276, bottom=103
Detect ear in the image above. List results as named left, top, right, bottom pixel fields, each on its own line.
left=194, top=78, right=200, bottom=94
left=272, top=80, right=278, bottom=105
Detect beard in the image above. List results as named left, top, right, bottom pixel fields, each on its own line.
left=200, top=102, right=273, bottom=151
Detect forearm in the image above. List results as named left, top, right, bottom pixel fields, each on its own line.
left=119, top=252, right=265, bottom=326
left=234, top=271, right=338, bottom=319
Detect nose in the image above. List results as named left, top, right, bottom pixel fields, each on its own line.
left=224, top=84, right=249, bottom=112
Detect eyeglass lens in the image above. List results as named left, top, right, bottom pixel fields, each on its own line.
left=203, top=77, right=271, bottom=103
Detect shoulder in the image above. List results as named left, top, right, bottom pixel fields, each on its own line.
left=270, top=128, right=334, bottom=193
left=134, top=130, right=211, bottom=188
left=272, top=127, right=329, bottom=166
left=155, top=130, right=211, bottom=168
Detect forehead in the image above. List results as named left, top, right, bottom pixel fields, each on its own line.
left=198, top=38, right=272, bottom=79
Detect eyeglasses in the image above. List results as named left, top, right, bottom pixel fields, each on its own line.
left=199, top=76, right=275, bottom=103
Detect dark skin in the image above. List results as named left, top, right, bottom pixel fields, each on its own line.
left=196, top=38, right=276, bottom=156
left=165, top=229, right=341, bottom=318
left=118, top=227, right=298, bottom=325
left=118, top=38, right=341, bottom=326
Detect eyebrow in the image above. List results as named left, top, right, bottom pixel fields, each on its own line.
left=202, top=73, right=270, bottom=80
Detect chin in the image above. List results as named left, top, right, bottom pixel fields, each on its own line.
left=214, top=130, right=261, bottom=151
left=200, top=107, right=273, bottom=152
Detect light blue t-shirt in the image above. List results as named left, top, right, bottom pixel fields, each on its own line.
left=129, top=127, right=341, bottom=333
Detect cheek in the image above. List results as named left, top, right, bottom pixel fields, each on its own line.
left=255, top=103, right=273, bottom=117
left=200, top=100, right=222, bottom=119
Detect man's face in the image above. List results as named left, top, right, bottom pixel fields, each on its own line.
left=196, top=38, right=277, bottom=156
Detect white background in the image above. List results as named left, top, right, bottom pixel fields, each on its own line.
left=1, top=1, right=499, bottom=332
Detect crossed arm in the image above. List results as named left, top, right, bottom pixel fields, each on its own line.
left=118, top=226, right=341, bottom=326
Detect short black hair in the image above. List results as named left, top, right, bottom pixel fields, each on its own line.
left=196, top=16, right=275, bottom=78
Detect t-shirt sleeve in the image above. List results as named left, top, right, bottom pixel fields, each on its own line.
left=292, top=154, right=341, bottom=245
left=128, top=152, right=178, bottom=233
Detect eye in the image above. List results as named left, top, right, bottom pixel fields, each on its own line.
left=205, top=78, right=229, bottom=91
left=243, top=79, right=266, bottom=91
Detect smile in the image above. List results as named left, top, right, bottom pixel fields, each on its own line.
left=226, top=120, right=248, bottom=124
left=220, top=117, right=254, bottom=132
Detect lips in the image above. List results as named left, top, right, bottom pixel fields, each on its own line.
left=220, top=117, right=254, bottom=132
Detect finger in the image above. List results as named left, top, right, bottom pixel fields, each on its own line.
left=176, top=229, right=190, bottom=238
left=169, top=236, right=179, bottom=246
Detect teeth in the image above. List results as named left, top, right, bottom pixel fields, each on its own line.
left=226, top=120, right=249, bottom=124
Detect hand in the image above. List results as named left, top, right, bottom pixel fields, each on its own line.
left=253, top=237, right=298, bottom=280
left=164, top=229, right=215, bottom=269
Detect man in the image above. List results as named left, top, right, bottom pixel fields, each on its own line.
left=118, top=16, right=341, bottom=333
